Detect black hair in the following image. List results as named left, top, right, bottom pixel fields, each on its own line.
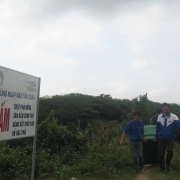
left=133, top=111, right=141, bottom=117
left=161, top=103, right=170, bottom=108
left=156, top=108, right=163, bottom=113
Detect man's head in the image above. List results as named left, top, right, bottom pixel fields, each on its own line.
left=133, top=111, right=141, bottom=122
left=161, top=103, right=170, bottom=116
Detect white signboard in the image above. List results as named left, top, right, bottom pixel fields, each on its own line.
left=0, top=66, right=40, bottom=140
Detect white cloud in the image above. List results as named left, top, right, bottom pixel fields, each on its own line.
left=0, top=3, right=105, bottom=68
left=112, top=5, right=165, bottom=38
left=131, top=59, right=156, bottom=71
left=148, top=88, right=170, bottom=103
left=128, top=42, right=144, bottom=54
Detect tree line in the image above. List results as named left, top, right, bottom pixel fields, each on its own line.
left=39, top=93, right=180, bottom=127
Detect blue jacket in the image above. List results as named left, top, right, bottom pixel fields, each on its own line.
left=124, top=120, right=144, bottom=141
left=155, top=113, right=180, bottom=140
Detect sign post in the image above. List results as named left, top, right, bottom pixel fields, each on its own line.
left=0, top=66, right=40, bottom=180
left=31, top=77, right=40, bottom=180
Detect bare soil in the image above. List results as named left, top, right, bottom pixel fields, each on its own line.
left=135, top=164, right=152, bottom=180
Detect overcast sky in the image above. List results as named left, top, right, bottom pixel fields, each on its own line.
left=0, top=0, right=180, bottom=104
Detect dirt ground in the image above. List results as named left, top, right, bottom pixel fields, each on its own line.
left=135, top=164, right=152, bottom=180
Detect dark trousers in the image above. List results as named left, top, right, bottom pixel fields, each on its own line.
left=158, top=140, right=174, bottom=169
left=130, top=141, right=143, bottom=170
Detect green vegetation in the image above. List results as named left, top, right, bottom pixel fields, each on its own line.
left=0, top=93, right=180, bottom=179
left=149, top=144, right=180, bottom=180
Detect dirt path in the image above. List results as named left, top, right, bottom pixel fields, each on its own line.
left=135, top=164, right=152, bottom=180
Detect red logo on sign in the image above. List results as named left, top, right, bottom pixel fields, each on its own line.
left=0, top=101, right=10, bottom=132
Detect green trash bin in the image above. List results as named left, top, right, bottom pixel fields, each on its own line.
left=143, top=125, right=158, bottom=164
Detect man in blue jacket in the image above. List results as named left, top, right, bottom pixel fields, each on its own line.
left=154, top=103, right=180, bottom=171
left=120, top=111, right=145, bottom=173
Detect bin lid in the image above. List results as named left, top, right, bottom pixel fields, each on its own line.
left=144, top=125, right=156, bottom=140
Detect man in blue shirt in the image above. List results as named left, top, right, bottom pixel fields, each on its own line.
left=120, top=111, right=145, bottom=173
left=154, top=103, right=180, bottom=171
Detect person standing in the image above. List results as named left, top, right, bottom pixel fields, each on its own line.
left=150, top=109, right=163, bottom=125
left=154, top=103, right=180, bottom=171
left=150, top=112, right=156, bottom=124
left=120, top=111, right=145, bottom=173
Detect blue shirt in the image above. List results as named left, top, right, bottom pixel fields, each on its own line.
left=124, top=120, right=144, bottom=141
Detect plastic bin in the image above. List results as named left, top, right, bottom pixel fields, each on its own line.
left=143, top=125, right=158, bottom=164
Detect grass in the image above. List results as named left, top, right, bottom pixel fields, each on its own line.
left=149, top=143, right=180, bottom=180
left=44, top=141, right=180, bottom=180
left=45, top=138, right=137, bottom=180
left=149, top=166, right=180, bottom=180
left=45, top=122, right=180, bottom=180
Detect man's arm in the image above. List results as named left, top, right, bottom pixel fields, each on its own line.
left=174, top=116, right=180, bottom=131
left=120, top=132, right=126, bottom=145
left=120, top=122, right=130, bottom=145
